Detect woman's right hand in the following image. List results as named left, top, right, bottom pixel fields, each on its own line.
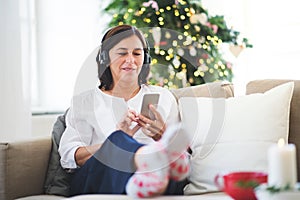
left=117, top=109, right=141, bottom=137
left=138, top=104, right=166, bottom=141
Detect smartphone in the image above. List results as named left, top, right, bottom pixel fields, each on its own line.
left=140, top=93, right=160, bottom=119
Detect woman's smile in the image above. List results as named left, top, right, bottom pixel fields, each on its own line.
left=121, top=67, right=136, bottom=72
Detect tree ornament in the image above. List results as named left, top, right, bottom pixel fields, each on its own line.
left=152, top=27, right=161, bottom=46
left=189, top=13, right=208, bottom=25
left=229, top=45, right=244, bottom=57
left=172, top=56, right=181, bottom=67
left=143, top=0, right=159, bottom=11
left=165, top=31, right=171, bottom=39
left=189, top=46, right=197, bottom=56
left=177, top=48, right=184, bottom=56
left=189, top=14, right=199, bottom=24
left=198, top=13, right=208, bottom=25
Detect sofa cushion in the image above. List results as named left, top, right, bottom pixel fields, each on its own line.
left=171, top=81, right=234, bottom=101
left=246, top=79, right=300, bottom=181
left=179, top=82, right=294, bottom=194
left=44, top=109, right=73, bottom=197
left=63, top=193, right=229, bottom=199
left=16, top=195, right=66, bottom=200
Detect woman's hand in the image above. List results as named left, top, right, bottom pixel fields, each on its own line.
left=117, top=109, right=141, bottom=137
left=138, top=104, right=166, bottom=141
left=75, top=144, right=102, bottom=166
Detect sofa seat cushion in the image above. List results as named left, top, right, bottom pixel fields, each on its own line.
left=16, top=195, right=66, bottom=200
left=64, top=192, right=230, bottom=199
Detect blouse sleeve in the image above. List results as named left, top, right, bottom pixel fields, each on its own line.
left=58, top=97, right=94, bottom=169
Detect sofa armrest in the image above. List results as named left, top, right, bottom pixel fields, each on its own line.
left=0, top=137, right=52, bottom=200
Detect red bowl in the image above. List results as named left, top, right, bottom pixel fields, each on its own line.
left=215, top=172, right=268, bottom=200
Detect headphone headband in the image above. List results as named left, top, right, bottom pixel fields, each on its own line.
left=96, top=28, right=151, bottom=65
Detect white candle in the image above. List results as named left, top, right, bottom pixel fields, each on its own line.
left=268, top=138, right=297, bottom=188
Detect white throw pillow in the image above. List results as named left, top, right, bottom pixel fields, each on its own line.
left=179, top=82, right=294, bottom=195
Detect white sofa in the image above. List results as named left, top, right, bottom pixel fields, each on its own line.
left=1, top=79, right=300, bottom=200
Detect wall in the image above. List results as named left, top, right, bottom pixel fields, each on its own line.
left=32, top=114, right=59, bottom=137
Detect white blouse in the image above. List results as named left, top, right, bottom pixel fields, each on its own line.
left=58, top=84, right=180, bottom=169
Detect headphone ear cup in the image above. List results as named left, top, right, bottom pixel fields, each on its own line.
left=143, top=39, right=151, bottom=64
left=99, top=50, right=109, bottom=68
left=143, top=52, right=152, bottom=64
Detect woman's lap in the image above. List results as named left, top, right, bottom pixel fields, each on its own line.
left=70, top=130, right=187, bottom=196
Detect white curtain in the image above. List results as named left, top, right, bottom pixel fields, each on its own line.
left=0, top=0, right=31, bottom=141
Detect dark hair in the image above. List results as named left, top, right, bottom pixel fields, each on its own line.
left=96, top=25, right=150, bottom=90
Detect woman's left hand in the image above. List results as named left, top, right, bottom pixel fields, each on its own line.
left=117, top=109, right=141, bottom=137
left=138, top=104, right=166, bottom=141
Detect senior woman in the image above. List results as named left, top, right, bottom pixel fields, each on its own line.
left=58, top=24, right=190, bottom=198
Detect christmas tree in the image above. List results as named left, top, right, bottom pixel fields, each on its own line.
left=103, top=0, right=252, bottom=88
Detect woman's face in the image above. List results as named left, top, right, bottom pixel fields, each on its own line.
left=108, top=35, right=145, bottom=86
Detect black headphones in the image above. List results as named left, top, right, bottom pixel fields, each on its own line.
left=96, top=28, right=152, bottom=69
left=143, top=41, right=152, bottom=65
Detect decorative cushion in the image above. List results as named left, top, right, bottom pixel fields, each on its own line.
left=246, top=79, right=300, bottom=181
left=44, top=109, right=72, bottom=197
left=179, top=82, right=294, bottom=194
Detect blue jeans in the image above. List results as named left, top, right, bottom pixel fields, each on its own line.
left=70, top=130, right=188, bottom=196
